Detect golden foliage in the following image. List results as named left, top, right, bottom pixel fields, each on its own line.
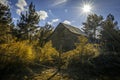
left=36, top=41, right=58, bottom=63
left=63, top=36, right=99, bottom=60
left=0, top=41, right=35, bottom=66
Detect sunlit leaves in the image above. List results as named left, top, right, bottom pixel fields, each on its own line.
left=0, top=41, right=35, bottom=65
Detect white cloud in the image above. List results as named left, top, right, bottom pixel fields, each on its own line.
left=53, top=0, right=67, bottom=6
left=16, top=9, right=22, bottom=15
left=16, top=0, right=27, bottom=15
left=0, top=0, right=8, bottom=5
left=48, top=19, right=60, bottom=25
left=37, top=10, right=48, bottom=20
left=52, top=19, right=59, bottom=23
left=63, top=20, right=71, bottom=25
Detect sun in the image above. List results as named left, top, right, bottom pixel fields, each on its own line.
left=82, top=4, right=92, bottom=13
left=76, top=0, right=94, bottom=16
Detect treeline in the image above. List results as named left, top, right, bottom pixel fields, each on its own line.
left=0, top=2, right=120, bottom=80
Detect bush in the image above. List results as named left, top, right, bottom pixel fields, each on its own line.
left=62, top=36, right=99, bottom=80
left=63, top=36, right=99, bottom=63
left=0, top=41, right=35, bottom=71
left=35, top=41, right=59, bottom=64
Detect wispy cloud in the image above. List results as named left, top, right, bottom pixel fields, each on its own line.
left=65, top=9, right=68, bottom=13
left=48, top=10, right=52, bottom=13
left=48, top=10, right=54, bottom=17
left=52, top=19, right=59, bottom=23
left=16, top=0, right=27, bottom=15
left=52, top=0, right=67, bottom=6
left=63, top=20, right=71, bottom=25
left=37, top=10, right=48, bottom=20
left=48, top=19, right=60, bottom=25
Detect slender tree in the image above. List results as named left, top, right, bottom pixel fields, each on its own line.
left=82, top=14, right=103, bottom=42
left=38, top=23, right=53, bottom=47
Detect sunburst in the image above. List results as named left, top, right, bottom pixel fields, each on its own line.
left=82, top=4, right=92, bottom=13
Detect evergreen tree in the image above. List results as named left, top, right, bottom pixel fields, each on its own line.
left=17, top=2, right=40, bottom=41
left=100, top=14, right=120, bottom=52
left=0, top=3, right=13, bottom=44
left=82, top=14, right=103, bottom=42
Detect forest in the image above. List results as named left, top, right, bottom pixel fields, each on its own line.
left=0, top=2, right=120, bottom=80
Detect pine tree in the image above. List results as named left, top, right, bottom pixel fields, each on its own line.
left=100, top=14, right=120, bottom=52
left=17, top=2, right=40, bottom=41
left=0, top=3, right=13, bottom=44
left=82, top=14, right=103, bottom=42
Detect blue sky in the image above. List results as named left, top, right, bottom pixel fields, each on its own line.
left=1, top=0, right=120, bottom=28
